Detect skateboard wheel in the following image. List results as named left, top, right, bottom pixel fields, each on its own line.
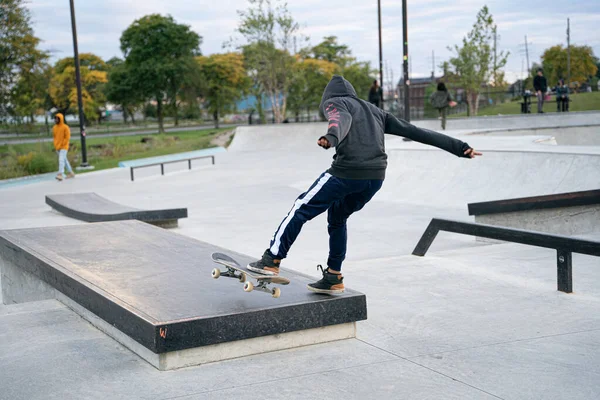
left=238, top=272, right=247, bottom=283
left=211, top=268, right=220, bottom=279
left=272, top=287, right=281, bottom=298
left=243, top=281, right=254, bottom=292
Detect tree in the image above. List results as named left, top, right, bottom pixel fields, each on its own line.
left=120, top=14, right=202, bottom=133
left=104, top=58, right=144, bottom=123
left=301, top=36, right=375, bottom=102
left=443, top=6, right=509, bottom=116
left=234, top=0, right=302, bottom=123
left=10, top=32, right=51, bottom=123
left=197, top=53, right=250, bottom=128
left=288, top=57, right=339, bottom=120
left=541, top=45, right=598, bottom=89
left=341, top=61, right=375, bottom=101
left=12, top=57, right=52, bottom=124
left=0, top=0, right=49, bottom=121
left=48, top=53, right=108, bottom=123
left=304, top=36, right=352, bottom=66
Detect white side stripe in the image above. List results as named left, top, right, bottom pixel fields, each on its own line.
left=270, top=173, right=332, bottom=256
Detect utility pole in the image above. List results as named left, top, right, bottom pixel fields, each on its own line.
left=524, top=35, right=531, bottom=77
left=69, top=0, right=90, bottom=168
left=493, top=29, right=497, bottom=86
left=567, top=18, right=571, bottom=88
left=377, top=0, right=384, bottom=110
left=431, top=50, right=435, bottom=78
left=402, top=0, right=410, bottom=125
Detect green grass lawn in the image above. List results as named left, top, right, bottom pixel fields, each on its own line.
left=0, top=128, right=232, bottom=180
left=0, top=121, right=221, bottom=141
left=450, top=91, right=600, bottom=118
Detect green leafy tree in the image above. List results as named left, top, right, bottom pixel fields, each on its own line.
left=197, top=53, right=250, bottom=128
left=541, top=45, right=598, bottom=89
left=288, top=57, right=339, bottom=120
left=304, top=36, right=352, bottom=66
left=0, top=0, right=49, bottom=121
left=443, top=6, right=509, bottom=116
left=234, top=0, right=302, bottom=123
left=48, top=54, right=108, bottom=123
left=302, top=36, right=375, bottom=102
left=11, top=37, right=51, bottom=123
left=104, top=58, right=144, bottom=123
left=341, top=61, right=375, bottom=101
left=120, top=14, right=202, bottom=133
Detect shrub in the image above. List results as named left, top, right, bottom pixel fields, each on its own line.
left=27, top=152, right=56, bottom=174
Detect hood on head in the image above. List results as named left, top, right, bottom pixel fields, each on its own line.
left=320, top=75, right=358, bottom=110
left=55, top=113, right=65, bottom=124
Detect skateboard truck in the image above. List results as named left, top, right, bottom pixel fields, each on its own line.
left=211, top=252, right=289, bottom=298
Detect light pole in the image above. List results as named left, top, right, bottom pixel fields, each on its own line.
left=402, top=0, right=410, bottom=122
left=377, top=0, right=384, bottom=110
left=69, top=0, right=90, bottom=168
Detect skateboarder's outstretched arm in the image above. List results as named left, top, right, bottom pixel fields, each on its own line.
left=384, top=113, right=482, bottom=158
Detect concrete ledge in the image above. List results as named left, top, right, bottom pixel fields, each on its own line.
left=1, top=261, right=356, bottom=370
left=45, top=192, right=187, bottom=227
left=0, top=221, right=367, bottom=370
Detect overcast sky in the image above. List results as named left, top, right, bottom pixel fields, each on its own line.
left=27, top=0, right=600, bottom=87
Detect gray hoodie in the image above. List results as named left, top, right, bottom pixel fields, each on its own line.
left=319, top=75, right=472, bottom=180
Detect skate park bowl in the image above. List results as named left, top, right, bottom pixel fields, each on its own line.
left=45, top=192, right=188, bottom=228
left=2, top=111, right=600, bottom=398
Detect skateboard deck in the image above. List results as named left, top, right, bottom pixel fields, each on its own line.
left=211, top=252, right=290, bottom=298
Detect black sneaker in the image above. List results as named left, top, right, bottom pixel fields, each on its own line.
left=307, top=265, right=345, bottom=294
left=247, top=249, right=281, bottom=276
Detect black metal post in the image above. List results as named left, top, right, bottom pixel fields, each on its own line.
left=402, top=0, right=410, bottom=122
left=69, top=0, right=89, bottom=167
left=557, top=249, right=573, bottom=293
left=377, top=0, right=384, bottom=110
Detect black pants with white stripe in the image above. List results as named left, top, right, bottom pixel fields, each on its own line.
left=269, top=171, right=383, bottom=271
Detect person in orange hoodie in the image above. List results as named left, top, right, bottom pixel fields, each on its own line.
left=53, top=113, right=75, bottom=181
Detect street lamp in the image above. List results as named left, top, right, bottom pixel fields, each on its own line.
left=402, top=0, right=410, bottom=122
left=377, top=0, right=384, bottom=110
left=69, top=0, right=91, bottom=168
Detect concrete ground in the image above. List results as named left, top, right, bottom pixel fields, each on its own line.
left=1, top=113, right=599, bottom=399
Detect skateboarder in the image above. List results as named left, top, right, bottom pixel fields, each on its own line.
left=247, top=75, right=482, bottom=294
left=53, top=113, right=75, bottom=181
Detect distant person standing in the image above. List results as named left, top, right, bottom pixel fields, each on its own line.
left=53, top=113, right=75, bottom=181
left=368, top=80, right=383, bottom=108
left=555, top=79, right=569, bottom=112
left=533, top=69, right=548, bottom=114
left=429, top=83, right=457, bottom=130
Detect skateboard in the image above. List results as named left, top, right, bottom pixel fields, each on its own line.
left=211, top=252, right=290, bottom=298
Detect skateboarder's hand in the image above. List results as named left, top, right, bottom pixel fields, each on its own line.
left=464, top=148, right=482, bottom=158
left=317, top=137, right=331, bottom=149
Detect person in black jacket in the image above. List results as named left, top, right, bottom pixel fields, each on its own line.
left=533, top=69, right=548, bottom=113
left=555, top=79, right=570, bottom=112
left=368, top=80, right=383, bottom=108
left=247, top=76, right=482, bottom=294
left=429, top=82, right=457, bottom=130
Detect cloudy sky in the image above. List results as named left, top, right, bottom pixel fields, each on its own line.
left=27, top=0, right=600, bottom=87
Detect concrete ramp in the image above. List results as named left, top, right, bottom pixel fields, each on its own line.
left=0, top=221, right=365, bottom=370
left=46, top=192, right=187, bottom=228
left=468, top=125, right=600, bottom=146
left=379, top=149, right=600, bottom=208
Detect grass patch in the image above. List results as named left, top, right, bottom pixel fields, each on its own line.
left=0, top=128, right=232, bottom=180
left=450, top=91, right=600, bottom=118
